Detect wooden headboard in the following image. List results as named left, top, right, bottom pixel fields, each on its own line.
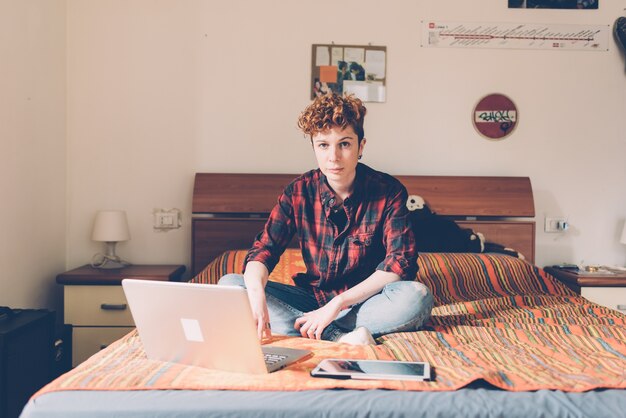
left=191, top=173, right=535, bottom=275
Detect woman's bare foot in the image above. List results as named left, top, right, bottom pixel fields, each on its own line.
left=337, top=327, right=375, bottom=345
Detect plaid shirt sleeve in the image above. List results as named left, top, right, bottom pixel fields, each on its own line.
left=244, top=186, right=296, bottom=274
left=375, top=185, right=418, bottom=281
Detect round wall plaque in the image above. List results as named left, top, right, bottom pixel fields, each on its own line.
left=472, top=93, right=518, bottom=140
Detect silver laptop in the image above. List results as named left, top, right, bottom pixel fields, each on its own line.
left=121, top=279, right=311, bottom=374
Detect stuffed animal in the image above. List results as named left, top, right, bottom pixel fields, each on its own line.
left=406, top=195, right=483, bottom=253
left=406, top=195, right=523, bottom=258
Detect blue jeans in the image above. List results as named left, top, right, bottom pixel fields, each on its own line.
left=218, top=274, right=434, bottom=341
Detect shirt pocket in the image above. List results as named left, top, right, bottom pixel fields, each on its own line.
left=346, top=232, right=376, bottom=270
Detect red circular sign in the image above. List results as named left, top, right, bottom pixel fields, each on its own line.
left=472, top=93, right=518, bottom=140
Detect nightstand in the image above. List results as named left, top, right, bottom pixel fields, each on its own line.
left=544, top=266, right=626, bottom=314
left=56, top=264, right=186, bottom=367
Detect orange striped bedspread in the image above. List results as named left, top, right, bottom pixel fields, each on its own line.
left=34, top=253, right=626, bottom=397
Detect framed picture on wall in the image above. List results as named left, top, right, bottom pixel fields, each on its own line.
left=310, top=44, right=387, bottom=102
left=508, top=0, right=598, bottom=9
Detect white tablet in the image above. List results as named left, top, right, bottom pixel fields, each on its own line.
left=310, top=359, right=432, bottom=381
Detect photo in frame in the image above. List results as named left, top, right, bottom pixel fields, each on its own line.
left=310, top=44, right=387, bottom=102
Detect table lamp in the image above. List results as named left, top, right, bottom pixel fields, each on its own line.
left=91, top=210, right=131, bottom=269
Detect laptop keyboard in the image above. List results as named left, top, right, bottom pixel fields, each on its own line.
left=264, top=353, right=287, bottom=365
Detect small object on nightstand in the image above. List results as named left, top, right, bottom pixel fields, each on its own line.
left=551, top=263, right=579, bottom=271
left=578, top=266, right=626, bottom=276
left=551, top=264, right=625, bottom=276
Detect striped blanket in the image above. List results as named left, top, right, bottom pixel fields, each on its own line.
left=34, top=253, right=626, bottom=397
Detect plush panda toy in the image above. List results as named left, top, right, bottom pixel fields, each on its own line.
left=406, top=195, right=483, bottom=253
left=406, top=195, right=523, bottom=258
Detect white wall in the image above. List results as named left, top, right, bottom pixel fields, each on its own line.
left=0, top=0, right=66, bottom=310
left=66, top=1, right=626, bottom=287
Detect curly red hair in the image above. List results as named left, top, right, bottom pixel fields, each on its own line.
left=297, top=93, right=367, bottom=141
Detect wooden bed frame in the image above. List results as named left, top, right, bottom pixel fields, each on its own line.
left=191, top=173, right=535, bottom=276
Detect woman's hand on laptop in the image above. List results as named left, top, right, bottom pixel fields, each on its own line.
left=259, top=305, right=272, bottom=341
left=243, top=264, right=272, bottom=340
left=247, top=290, right=272, bottom=340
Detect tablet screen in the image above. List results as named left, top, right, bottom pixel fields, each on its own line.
left=312, top=359, right=430, bottom=381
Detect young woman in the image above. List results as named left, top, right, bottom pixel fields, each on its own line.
left=219, top=93, right=433, bottom=345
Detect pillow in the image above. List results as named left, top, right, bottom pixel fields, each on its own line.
left=415, top=252, right=574, bottom=306
left=191, top=249, right=301, bottom=285
left=191, top=250, right=573, bottom=306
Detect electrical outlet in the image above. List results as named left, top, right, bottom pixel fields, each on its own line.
left=544, top=217, right=569, bottom=233
left=153, top=208, right=181, bottom=230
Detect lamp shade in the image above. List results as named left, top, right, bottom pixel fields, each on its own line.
left=91, top=210, right=131, bottom=242
left=621, top=222, right=626, bottom=245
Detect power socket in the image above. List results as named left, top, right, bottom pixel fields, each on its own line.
left=545, top=217, right=569, bottom=233
left=153, top=208, right=181, bottom=230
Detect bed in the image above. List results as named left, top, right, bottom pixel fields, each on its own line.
left=21, top=173, right=626, bottom=418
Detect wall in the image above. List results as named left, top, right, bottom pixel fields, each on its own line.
left=0, top=0, right=66, bottom=310
left=66, top=0, right=626, bottom=285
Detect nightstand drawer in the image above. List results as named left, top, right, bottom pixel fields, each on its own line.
left=582, top=287, right=626, bottom=313
left=65, top=286, right=134, bottom=326
left=72, top=326, right=133, bottom=367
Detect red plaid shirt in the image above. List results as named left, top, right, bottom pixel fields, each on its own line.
left=245, top=163, right=418, bottom=306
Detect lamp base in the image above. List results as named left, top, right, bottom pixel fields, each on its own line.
left=91, top=253, right=131, bottom=269
left=95, top=259, right=131, bottom=269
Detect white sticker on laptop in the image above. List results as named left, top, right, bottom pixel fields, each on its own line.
left=180, top=318, right=204, bottom=342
